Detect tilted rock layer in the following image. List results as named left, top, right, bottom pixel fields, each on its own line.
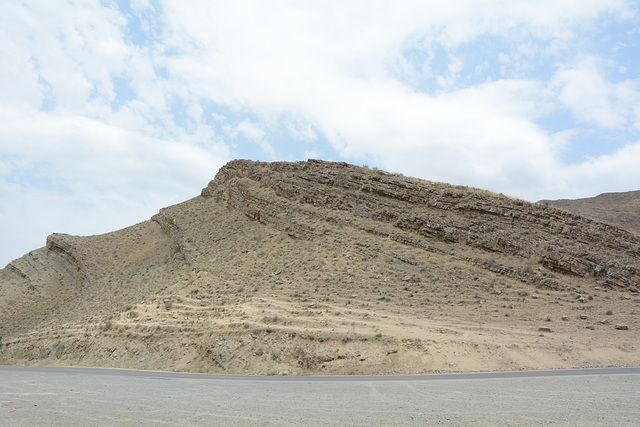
left=205, top=160, right=640, bottom=291
left=1, top=159, right=638, bottom=374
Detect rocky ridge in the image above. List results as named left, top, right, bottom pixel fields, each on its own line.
left=204, top=159, right=640, bottom=293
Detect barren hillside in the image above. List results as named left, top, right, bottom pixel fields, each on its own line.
left=541, top=191, right=640, bottom=235
left=1, top=159, right=638, bottom=375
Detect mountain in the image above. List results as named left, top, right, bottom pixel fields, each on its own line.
left=540, top=191, right=640, bottom=236
left=1, top=159, right=638, bottom=374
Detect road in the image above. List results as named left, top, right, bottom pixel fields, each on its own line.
left=1, top=366, right=639, bottom=425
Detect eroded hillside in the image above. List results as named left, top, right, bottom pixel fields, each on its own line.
left=1, top=160, right=638, bottom=374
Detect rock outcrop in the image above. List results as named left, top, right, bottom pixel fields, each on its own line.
left=203, top=159, right=640, bottom=292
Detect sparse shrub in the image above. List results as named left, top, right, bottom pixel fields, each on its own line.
left=342, top=335, right=353, bottom=343
left=606, top=310, right=613, bottom=315
left=375, top=333, right=382, bottom=340
left=518, top=290, right=529, bottom=297
left=262, top=316, right=279, bottom=324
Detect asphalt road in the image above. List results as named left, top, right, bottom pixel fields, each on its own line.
left=1, top=366, right=639, bottom=425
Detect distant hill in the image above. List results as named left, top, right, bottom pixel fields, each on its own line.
left=540, top=191, right=640, bottom=235
left=1, top=160, right=638, bottom=375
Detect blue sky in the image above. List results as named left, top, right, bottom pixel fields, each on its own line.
left=1, top=0, right=640, bottom=267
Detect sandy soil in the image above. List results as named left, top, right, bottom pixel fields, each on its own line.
left=2, top=273, right=638, bottom=375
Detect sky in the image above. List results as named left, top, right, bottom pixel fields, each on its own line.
left=1, top=0, right=640, bottom=267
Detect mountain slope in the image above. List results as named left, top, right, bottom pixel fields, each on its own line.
left=1, top=159, right=638, bottom=374
left=541, top=191, right=640, bottom=235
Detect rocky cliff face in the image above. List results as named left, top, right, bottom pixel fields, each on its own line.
left=203, top=159, right=640, bottom=293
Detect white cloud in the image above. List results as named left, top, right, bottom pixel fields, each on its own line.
left=304, top=81, right=559, bottom=198
left=435, top=54, right=464, bottom=88
left=0, top=109, right=227, bottom=196
left=552, top=57, right=639, bottom=129
left=0, top=107, right=228, bottom=266
left=154, top=0, right=637, bottom=199
left=560, top=140, right=640, bottom=196
left=3, top=1, right=130, bottom=112
left=234, top=120, right=275, bottom=158
left=286, top=121, right=317, bottom=142
left=236, top=120, right=265, bottom=141
left=130, top=0, right=154, bottom=13
left=1, top=0, right=639, bottom=267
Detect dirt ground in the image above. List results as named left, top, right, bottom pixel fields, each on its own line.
left=2, top=268, right=638, bottom=375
